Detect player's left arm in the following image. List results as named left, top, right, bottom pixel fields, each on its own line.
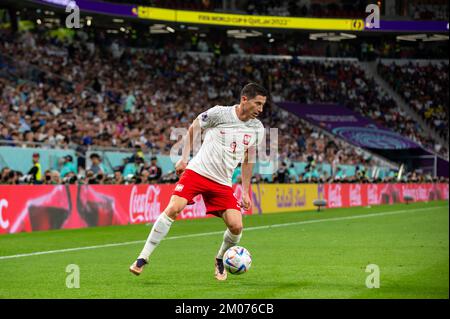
left=240, top=148, right=253, bottom=211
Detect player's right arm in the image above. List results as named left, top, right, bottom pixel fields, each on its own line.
left=175, top=106, right=223, bottom=176
left=175, top=118, right=201, bottom=175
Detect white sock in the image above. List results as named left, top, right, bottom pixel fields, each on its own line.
left=216, top=229, right=242, bottom=259
left=138, top=212, right=174, bottom=261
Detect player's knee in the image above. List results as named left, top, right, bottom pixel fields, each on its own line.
left=164, top=196, right=187, bottom=219
left=228, top=223, right=243, bottom=235
left=165, top=205, right=183, bottom=220
left=164, top=203, right=183, bottom=220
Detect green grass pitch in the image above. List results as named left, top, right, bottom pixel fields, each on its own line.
left=0, top=200, right=448, bottom=299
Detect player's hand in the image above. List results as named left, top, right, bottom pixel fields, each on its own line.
left=175, top=159, right=188, bottom=176
left=240, top=192, right=252, bottom=211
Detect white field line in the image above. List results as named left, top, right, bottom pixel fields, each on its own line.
left=0, top=205, right=446, bottom=261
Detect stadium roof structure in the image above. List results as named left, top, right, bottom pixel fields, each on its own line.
left=9, top=0, right=448, bottom=34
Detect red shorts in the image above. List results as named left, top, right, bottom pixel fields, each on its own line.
left=173, top=169, right=240, bottom=215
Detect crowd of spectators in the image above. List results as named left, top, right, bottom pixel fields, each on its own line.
left=0, top=149, right=168, bottom=185
left=243, top=0, right=367, bottom=18
left=267, top=163, right=448, bottom=184
left=377, top=61, right=448, bottom=143
left=0, top=30, right=391, bottom=160
left=268, top=59, right=447, bottom=157
left=108, top=0, right=222, bottom=12
left=409, top=0, right=449, bottom=20
left=1, top=150, right=447, bottom=185
left=0, top=29, right=448, bottom=185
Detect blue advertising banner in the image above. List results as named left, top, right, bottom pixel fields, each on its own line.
left=279, top=102, right=421, bottom=150
left=32, top=0, right=138, bottom=17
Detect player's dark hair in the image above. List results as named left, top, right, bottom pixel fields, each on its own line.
left=240, top=83, right=269, bottom=100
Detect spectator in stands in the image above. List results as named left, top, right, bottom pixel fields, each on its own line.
left=303, top=165, right=320, bottom=182
left=27, top=152, right=42, bottom=184
left=50, top=170, right=61, bottom=184
left=85, top=170, right=97, bottom=184
left=60, top=155, right=77, bottom=178
left=251, top=173, right=263, bottom=184
left=88, top=153, right=105, bottom=176
left=123, top=155, right=145, bottom=178
left=139, top=169, right=150, bottom=184
left=113, top=170, right=124, bottom=184
left=5, top=170, right=20, bottom=184
left=159, top=171, right=179, bottom=184
left=147, top=156, right=162, bottom=183
left=43, top=169, right=52, bottom=185
left=274, top=162, right=289, bottom=183
left=334, top=166, right=346, bottom=181
left=0, top=126, right=13, bottom=145
left=355, top=164, right=367, bottom=182
left=96, top=172, right=106, bottom=184
left=288, top=163, right=297, bottom=182
left=63, top=172, right=78, bottom=185
left=135, top=146, right=144, bottom=160
left=0, top=167, right=10, bottom=183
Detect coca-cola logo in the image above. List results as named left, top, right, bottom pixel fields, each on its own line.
left=0, top=199, right=9, bottom=230
left=129, top=186, right=161, bottom=224
left=179, top=195, right=207, bottom=219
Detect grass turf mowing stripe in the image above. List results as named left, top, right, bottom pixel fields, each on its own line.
left=0, top=204, right=446, bottom=261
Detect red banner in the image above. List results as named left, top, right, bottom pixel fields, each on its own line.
left=0, top=183, right=447, bottom=234
left=324, top=183, right=449, bottom=208
left=0, top=184, right=252, bottom=234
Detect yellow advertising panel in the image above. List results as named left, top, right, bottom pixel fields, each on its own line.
left=137, top=7, right=176, bottom=22
left=251, top=184, right=319, bottom=214
left=177, top=11, right=363, bottom=30
left=136, top=6, right=364, bottom=31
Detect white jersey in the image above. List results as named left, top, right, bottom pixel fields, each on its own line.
left=187, top=105, right=265, bottom=186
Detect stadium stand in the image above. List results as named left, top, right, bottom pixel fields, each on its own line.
left=1, top=30, right=444, bottom=156
left=377, top=61, right=448, bottom=142
left=0, top=31, right=394, bottom=184
left=409, top=0, right=449, bottom=20
left=1, top=30, right=447, bottom=182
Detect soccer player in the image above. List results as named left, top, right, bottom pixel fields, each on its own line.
left=129, top=83, right=268, bottom=280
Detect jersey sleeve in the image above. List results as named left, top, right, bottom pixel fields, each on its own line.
left=196, top=106, right=223, bottom=129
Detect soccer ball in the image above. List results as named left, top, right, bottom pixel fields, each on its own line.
left=223, top=246, right=252, bottom=275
